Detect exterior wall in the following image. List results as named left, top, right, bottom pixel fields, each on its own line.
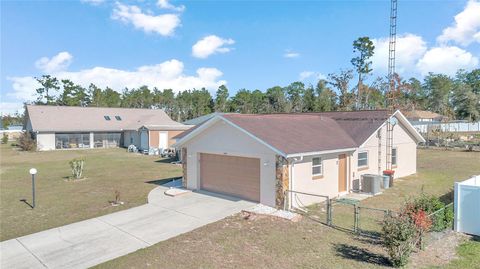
left=353, top=116, right=418, bottom=183
left=290, top=152, right=353, bottom=207
left=25, top=119, right=33, bottom=132
left=181, top=120, right=277, bottom=207
left=140, top=130, right=149, bottom=150
left=149, top=131, right=160, bottom=148
left=149, top=130, right=185, bottom=149
left=123, top=130, right=141, bottom=148
left=36, top=133, right=55, bottom=151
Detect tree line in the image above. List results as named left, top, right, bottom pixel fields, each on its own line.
left=31, top=68, right=480, bottom=122
left=28, top=37, right=480, bottom=122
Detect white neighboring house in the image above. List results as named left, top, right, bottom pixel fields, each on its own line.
left=25, top=105, right=191, bottom=151
left=174, top=110, right=425, bottom=208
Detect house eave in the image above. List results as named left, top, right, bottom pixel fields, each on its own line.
left=286, top=147, right=358, bottom=158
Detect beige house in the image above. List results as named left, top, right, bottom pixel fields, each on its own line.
left=25, top=105, right=191, bottom=151
left=174, top=110, right=425, bottom=208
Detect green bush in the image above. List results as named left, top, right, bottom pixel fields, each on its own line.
left=432, top=204, right=454, bottom=231
left=408, top=193, right=444, bottom=213
left=18, top=131, right=36, bottom=151
left=444, top=205, right=454, bottom=228
left=69, top=158, right=85, bottom=179
left=382, top=214, right=417, bottom=267
left=1, top=133, right=8, bottom=144
left=407, top=193, right=453, bottom=232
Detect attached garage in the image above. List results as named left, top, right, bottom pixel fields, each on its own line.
left=174, top=111, right=425, bottom=209
left=199, top=153, right=260, bottom=202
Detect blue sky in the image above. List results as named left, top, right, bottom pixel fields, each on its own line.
left=1, top=0, right=479, bottom=114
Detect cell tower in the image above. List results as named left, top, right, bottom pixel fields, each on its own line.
left=386, top=0, right=397, bottom=171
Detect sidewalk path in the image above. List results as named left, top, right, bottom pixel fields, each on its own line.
left=0, top=187, right=255, bottom=269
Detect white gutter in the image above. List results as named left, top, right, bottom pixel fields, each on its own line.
left=287, top=156, right=303, bottom=210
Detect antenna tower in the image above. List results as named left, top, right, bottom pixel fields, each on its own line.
left=386, top=0, right=397, bottom=171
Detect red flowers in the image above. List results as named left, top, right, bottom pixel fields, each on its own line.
left=383, top=169, right=395, bottom=176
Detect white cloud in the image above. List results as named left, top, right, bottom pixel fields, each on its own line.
left=416, top=46, right=479, bottom=76
left=35, top=51, right=73, bottom=73
left=8, top=59, right=226, bottom=103
left=8, top=76, right=41, bottom=101
left=80, top=0, right=105, bottom=6
left=112, top=2, right=181, bottom=36
left=192, top=35, right=235, bottom=59
left=371, top=33, right=427, bottom=75
left=437, top=0, right=480, bottom=46
left=0, top=102, right=24, bottom=116
left=157, top=0, right=185, bottom=12
left=284, top=50, right=300, bottom=58
left=299, top=71, right=326, bottom=82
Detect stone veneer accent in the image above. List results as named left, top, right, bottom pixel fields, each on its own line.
left=181, top=147, right=187, bottom=188
left=275, top=155, right=289, bottom=208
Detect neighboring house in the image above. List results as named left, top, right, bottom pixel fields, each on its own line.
left=25, top=105, right=191, bottom=151
left=0, top=124, right=24, bottom=141
left=174, top=110, right=425, bottom=208
left=402, top=109, right=446, bottom=123
left=183, top=112, right=238, bottom=126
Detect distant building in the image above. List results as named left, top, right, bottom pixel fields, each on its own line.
left=402, top=110, right=446, bottom=123
left=0, top=124, right=24, bottom=141
left=25, top=105, right=192, bottom=151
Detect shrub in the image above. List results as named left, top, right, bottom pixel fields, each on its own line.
left=382, top=213, right=417, bottom=267
left=18, top=131, right=36, bottom=151
left=444, top=205, right=454, bottom=228
left=1, top=133, right=8, bottom=144
left=406, top=193, right=452, bottom=232
left=407, top=193, right=444, bottom=214
left=69, top=158, right=85, bottom=179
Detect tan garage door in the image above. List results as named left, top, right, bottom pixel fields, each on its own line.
left=200, top=153, right=260, bottom=202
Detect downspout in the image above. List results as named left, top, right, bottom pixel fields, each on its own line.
left=287, top=155, right=303, bottom=210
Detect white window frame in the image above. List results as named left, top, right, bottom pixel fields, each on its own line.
left=312, top=157, right=323, bottom=176
left=392, top=147, right=398, bottom=166
left=357, top=151, right=369, bottom=168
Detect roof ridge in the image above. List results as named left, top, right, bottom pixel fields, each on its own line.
left=27, top=104, right=165, bottom=111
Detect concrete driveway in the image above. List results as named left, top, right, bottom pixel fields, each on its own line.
left=0, top=186, right=255, bottom=269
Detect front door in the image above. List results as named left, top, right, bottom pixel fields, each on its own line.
left=338, top=154, right=347, bottom=192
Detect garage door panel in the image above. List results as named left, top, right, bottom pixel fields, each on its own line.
left=200, top=153, right=260, bottom=202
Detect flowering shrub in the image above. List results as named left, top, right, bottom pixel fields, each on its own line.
left=382, top=193, right=447, bottom=267
left=382, top=214, right=416, bottom=267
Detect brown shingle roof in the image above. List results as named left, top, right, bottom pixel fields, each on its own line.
left=401, top=110, right=444, bottom=120
left=26, top=105, right=188, bottom=132
left=222, top=113, right=358, bottom=154
left=309, top=110, right=390, bottom=145
left=176, top=110, right=394, bottom=155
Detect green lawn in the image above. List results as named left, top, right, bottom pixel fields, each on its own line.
left=96, top=149, right=480, bottom=269
left=437, top=237, right=480, bottom=269
left=0, top=144, right=182, bottom=241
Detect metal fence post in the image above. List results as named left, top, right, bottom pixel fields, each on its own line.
left=327, top=198, right=332, bottom=226
left=354, top=205, right=359, bottom=234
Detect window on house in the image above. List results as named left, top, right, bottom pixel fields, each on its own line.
left=104, top=116, right=111, bottom=121
left=115, top=116, right=122, bottom=121
left=392, top=148, right=398, bottom=166
left=312, top=157, right=323, bottom=176
left=358, top=151, right=368, bottom=167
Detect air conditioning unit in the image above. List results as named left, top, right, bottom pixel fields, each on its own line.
left=352, top=179, right=360, bottom=191
left=361, top=174, right=382, bottom=194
